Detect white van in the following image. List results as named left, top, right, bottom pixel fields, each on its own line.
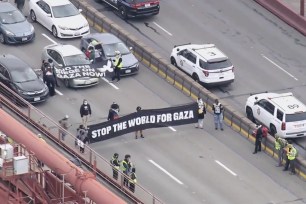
left=245, top=92, right=306, bottom=138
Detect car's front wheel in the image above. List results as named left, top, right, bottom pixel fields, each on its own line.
left=0, top=33, right=6, bottom=44
left=170, top=57, right=177, bottom=67
left=52, top=26, right=58, bottom=38
left=119, top=6, right=128, bottom=19
left=30, top=10, right=37, bottom=22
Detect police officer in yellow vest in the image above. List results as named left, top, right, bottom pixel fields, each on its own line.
left=275, top=136, right=288, bottom=167
left=110, top=153, right=120, bottom=180
left=111, top=51, right=123, bottom=82
left=121, top=154, right=131, bottom=187
left=129, top=167, right=137, bottom=193
left=283, top=143, right=297, bottom=175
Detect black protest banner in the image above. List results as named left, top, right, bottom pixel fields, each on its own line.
left=54, top=60, right=113, bottom=79
left=88, top=102, right=198, bottom=143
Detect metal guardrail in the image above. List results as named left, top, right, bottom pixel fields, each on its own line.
left=0, top=83, right=163, bottom=204
left=69, top=0, right=306, bottom=180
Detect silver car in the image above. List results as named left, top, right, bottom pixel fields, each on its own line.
left=0, top=2, right=35, bottom=44
left=41, top=44, right=99, bottom=88
left=80, top=33, right=139, bottom=76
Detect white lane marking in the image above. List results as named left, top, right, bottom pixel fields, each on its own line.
left=215, top=160, right=237, bottom=176
left=55, top=89, right=63, bottom=96
left=153, top=22, right=173, bottom=36
left=168, top=126, right=176, bottom=131
left=149, top=159, right=183, bottom=185
left=102, top=77, right=119, bottom=89
left=42, top=33, right=57, bottom=44
left=261, top=54, right=298, bottom=81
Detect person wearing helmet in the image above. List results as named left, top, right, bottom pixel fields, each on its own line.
left=110, top=153, right=120, bottom=180
left=275, top=136, right=288, bottom=167
left=111, top=51, right=123, bottom=82
left=135, top=106, right=144, bottom=139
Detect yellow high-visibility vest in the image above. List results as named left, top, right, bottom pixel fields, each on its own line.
left=114, top=58, right=123, bottom=69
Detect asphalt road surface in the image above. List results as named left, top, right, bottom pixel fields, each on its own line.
left=1, top=0, right=306, bottom=203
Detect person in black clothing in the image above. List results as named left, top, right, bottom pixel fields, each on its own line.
left=129, top=167, right=137, bottom=193
left=253, top=124, right=263, bottom=154
left=45, top=67, right=56, bottom=96
left=135, top=106, right=144, bottom=139
left=48, top=58, right=60, bottom=87
left=41, top=60, right=50, bottom=83
left=80, top=99, right=92, bottom=129
left=108, top=102, right=120, bottom=121
left=110, top=153, right=120, bottom=180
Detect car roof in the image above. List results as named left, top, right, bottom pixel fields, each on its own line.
left=0, top=54, right=28, bottom=71
left=45, top=44, right=83, bottom=57
left=0, top=2, right=16, bottom=13
left=83, top=33, right=121, bottom=44
left=191, top=44, right=228, bottom=63
left=43, top=0, right=71, bottom=7
left=259, top=92, right=306, bottom=114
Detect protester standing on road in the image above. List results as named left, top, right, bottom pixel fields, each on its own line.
left=108, top=102, right=120, bottom=121
left=129, top=167, right=137, bottom=193
left=212, top=99, right=224, bottom=130
left=283, top=143, right=298, bottom=175
left=41, top=60, right=49, bottom=83
left=121, top=154, right=131, bottom=187
left=195, top=98, right=206, bottom=129
left=15, top=0, right=25, bottom=12
left=110, top=153, right=120, bottom=180
left=135, top=106, right=144, bottom=139
left=80, top=99, right=91, bottom=129
left=275, top=136, right=288, bottom=167
left=253, top=124, right=263, bottom=154
left=111, top=51, right=123, bottom=82
left=48, top=58, right=60, bottom=87
left=45, top=67, right=56, bottom=96
left=59, top=115, right=69, bottom=141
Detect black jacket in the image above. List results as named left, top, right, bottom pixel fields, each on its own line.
left=108, top=109, right=119, bottom=121
left=80, top=104, right=91, bottom=117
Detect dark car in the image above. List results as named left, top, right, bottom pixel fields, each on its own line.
left=100, top=0, right=160, bottom=19
left=0, top=2, right=35, bottom=44
left=80, top=33, right=139, bottom=76
left=0, top=54, right=49, bottom=103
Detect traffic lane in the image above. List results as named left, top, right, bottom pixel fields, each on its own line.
left=91, top=120, right=306, bottom=204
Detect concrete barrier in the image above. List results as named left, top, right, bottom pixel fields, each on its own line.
left=254, top=0, right=306, bottom=36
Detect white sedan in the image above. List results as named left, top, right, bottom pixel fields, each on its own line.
left=29, top=0, right=90, bottom=38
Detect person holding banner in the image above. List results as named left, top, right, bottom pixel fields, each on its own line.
left=195, top=98, right=206, bottom=129
left=108, top=102, right=120, bottom=121
left=135, top=106, right=144, bottom=139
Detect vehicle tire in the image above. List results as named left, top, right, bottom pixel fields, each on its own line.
left=270, top=124, right=277, bottom=136
left=246, top=107, right=255, bottom=123
left=30, top=10, right=37, bottom=22
left=64, top=79, right=70, bottom=88
left=0, top=33, right=6, bottom=44
left=119, top=6, right=128, bottom=19
left=52, top=26, right=58, bottom=38
left=170, top=57, right=177, bottom=67
left=192, top=73, right=200, bottom=83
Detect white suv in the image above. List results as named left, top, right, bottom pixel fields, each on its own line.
left=170, top=43, right=234, bottom=86
left=245, top=92, right=306, bottom=138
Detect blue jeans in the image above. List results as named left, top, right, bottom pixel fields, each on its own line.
left=214, top=114, right=223, bottom=129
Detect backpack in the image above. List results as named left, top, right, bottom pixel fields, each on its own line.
left=262, top=126, right=268, bottom=138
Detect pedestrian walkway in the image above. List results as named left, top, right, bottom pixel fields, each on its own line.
left=279, top=0, right=305, bottom=18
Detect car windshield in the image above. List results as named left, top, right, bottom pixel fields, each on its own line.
left=206, top=59, right=232, bottom=70
left=0, top=10, right=25, bottom=24
left=11, top=67, right=37, bottom=83
left=52, top=4, right=79, bottom=18
left=102, top=43, right=130, bottom=57
left=64, top=54, right=90, bottom=66
left=286, top=112, right=306, bottom=122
